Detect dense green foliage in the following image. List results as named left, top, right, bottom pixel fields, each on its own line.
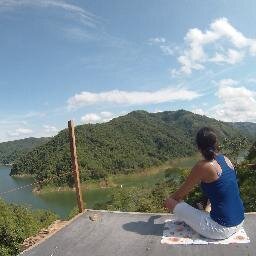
left=11, top=110, right=249, bottom=188
left=220, top=137, right=250, bottom=164
left=93, top=140, right=256, bottom=213
left=247, top=141, right=256, bottom=162
left=0, top=199, right=57, bottom=256
left=103, top=168, right=198, bottom=213
left=95, top=163, right=256, bottom=214
left=92, top=167, right=203, bottom=212
left=236, top=164, right=256, bottom=212
left=0, top=137, right=50, bottom=165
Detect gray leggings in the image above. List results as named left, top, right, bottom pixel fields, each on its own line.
left=173, top=202, right=243, bottom=239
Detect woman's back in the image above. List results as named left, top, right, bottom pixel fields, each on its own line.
left=201, top=154, right=244, bottom=227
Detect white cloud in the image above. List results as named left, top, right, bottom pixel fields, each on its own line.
left=209, top=79, right=256, bottom=122
left=0, top=0, right=98, bottom=27
left=100, top=111, right=113, bottom=118
left=81, top=111, right=115, bottom=124
left=190, top=79, right=256, bottom=122
left=218, top=78, right=238, bottom=87
left=0, top=120, right=27, bottom=125
left=153, top=109, right=163, bottom=113
left=250, top=41, right=256, bottom=55
left=81, top=113, right=101, bottom=124
left=16, top=128, right=33, bottom=134
left=68, top=87, right=200, bottom=109
left=148, top=37, right=176, bottom=56
left=43, top=125, right=58, bottom=134
left=172, top=17, right=256, bottom=75
left=248, top=78, right=256, bottom=83
left=148, top=37, right=166, bottom=44
left=210, top=18, right=248, bottom=48
left=210, top=49, right=244, bottom=64
left=191, top=108, right=205, bottom=115
left=7, top=128, right=33, bottom=137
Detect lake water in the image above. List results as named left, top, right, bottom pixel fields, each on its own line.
left=0, top=156, right=198, bottom=219
left=0, top=153, right=245, bottom=219
left=0, top=165, right=124, bottom=219
left=0, top=166, right=79, bottom=218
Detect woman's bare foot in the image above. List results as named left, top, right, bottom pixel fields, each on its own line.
left=197, top=200, right=211, bottom=212
left=205, top=200, right=211, bottom=213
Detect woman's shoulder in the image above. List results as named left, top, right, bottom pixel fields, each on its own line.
left=194, top=159, right=211, bottom=168
left=192, top=160, right=213, bottom=175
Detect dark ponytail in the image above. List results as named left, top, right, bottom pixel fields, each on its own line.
left=196, top=127, right=218, bottom=161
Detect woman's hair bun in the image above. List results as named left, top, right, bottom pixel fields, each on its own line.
left=196, top=127, right=218, bottom=160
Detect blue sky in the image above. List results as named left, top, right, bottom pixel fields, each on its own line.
left=0, top=0, right=256, bottom=142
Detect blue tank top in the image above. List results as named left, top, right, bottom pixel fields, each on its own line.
left=201, top=154, right=244, bottom=227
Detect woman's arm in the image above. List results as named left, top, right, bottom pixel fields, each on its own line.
left=170, top=163, right=203, bottom=201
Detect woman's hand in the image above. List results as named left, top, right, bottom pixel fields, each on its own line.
left=164, top=197, right=178, bottom=213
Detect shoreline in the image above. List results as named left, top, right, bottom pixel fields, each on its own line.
left=33, top=186, right=76, bottom=194
left=12, top=155, right=200, bottom=195
left=34, top=180, right=117, bottom=194
left=11, top=174, right=34, bottom=178
left=0, top=163, right=13, bottom=167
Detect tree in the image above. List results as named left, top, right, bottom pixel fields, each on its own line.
left=220, top=136, right=249, bottom=165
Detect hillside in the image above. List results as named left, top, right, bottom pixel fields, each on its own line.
left=10, top=110, right=249, bottom=186
left=0, top=199, right=57, bottom=256
left=229, top=122, right=256, bottom=140
left=0, top=137, right=50, bottom=165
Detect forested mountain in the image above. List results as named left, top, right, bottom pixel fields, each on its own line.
left=229, top=122, right=256, bottom=141
left=0, top=137, right=50, bottom=165
left=10, top=110, right=252, bottom=186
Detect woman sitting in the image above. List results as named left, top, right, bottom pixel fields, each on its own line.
left=165, top=127, right=244, bottom=239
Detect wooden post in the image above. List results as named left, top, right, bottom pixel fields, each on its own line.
left=68, top=120, right=84, bottom=213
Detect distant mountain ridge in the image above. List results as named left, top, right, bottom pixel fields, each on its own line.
left=229, top=122, right=256, bottom=141
left=0, top=137, right=50, bottom=165
left=10, top=110, right=255, bottom=187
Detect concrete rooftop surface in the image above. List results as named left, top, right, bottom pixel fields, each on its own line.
left=20, top=210, right=255, bottom=256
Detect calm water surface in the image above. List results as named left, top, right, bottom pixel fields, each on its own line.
left=0, top=166, right=103, bottom=219
left=0, top=153, right=243, bottom=219
left=0, top=156, right=199, bottom=219
left=0, top=166, right=116, bottom=219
